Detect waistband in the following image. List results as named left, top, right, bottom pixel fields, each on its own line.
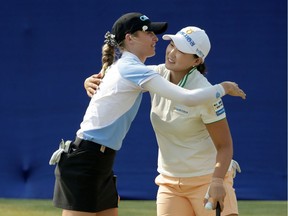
left=73, top=137, right=115, bottom=154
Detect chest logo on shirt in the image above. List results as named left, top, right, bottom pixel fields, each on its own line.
left=213, top=100, right=225, bottom=116
left=174, top=106, right=189, bottom=115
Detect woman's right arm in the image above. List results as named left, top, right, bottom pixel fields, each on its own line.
left=141, top=75, right=246, bottom=106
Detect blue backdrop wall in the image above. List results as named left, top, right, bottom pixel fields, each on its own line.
left=0, top=0, right=286, bottom=200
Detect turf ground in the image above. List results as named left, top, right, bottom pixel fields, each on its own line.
left=0, top=199, right=286, bottom=216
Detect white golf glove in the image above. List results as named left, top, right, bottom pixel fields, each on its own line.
left=229, top=160, right=241, bottom=178
left=49, top=139, right=72, bottom=165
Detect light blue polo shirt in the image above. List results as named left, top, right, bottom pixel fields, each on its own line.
left=76, top=51, right=158, bottom=150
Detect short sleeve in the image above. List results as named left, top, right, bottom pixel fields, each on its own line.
left=201, top=99, right=226, bottom=124
left=119, top=63, right=159, bottom=86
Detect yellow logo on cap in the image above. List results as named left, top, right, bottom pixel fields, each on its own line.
left=186, top=28, right=193, bottom=34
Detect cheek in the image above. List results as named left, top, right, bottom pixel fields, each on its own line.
left=175, top=54, right=186, bottom=64
left=165, top=47, right=172, bottom=56
left=176, top=56, right=194, bottom=68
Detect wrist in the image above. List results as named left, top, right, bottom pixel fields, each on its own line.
left=216, top=84, right=226, bottom=97
left=220, top=82, right=229, bottom=95
left=211, top=177, right=224, bottom=184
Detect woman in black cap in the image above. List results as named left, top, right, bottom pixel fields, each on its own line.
left=50, top=12, right=245, bottom=216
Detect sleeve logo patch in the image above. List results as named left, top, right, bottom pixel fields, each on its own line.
left=213, top=100, right=225, bottom=116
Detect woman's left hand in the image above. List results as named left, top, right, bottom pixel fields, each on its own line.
left=84, top=73, right=103, bottom=97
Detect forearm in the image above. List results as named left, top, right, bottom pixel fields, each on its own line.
left=206, top=118, right=234, bottom=179
left=213, top=143, right=233, bottom=179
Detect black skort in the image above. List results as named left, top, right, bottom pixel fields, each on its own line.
left=53, top=139, right=118, bottom=213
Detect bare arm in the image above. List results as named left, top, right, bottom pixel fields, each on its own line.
left=204, top=118, right=233, bottom=211
left=207, top=118, right=233, bottom=179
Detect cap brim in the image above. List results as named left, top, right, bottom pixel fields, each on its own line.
left=162, top=34, right=195, bottom=54
left=149, top=22, right=168, bottom=34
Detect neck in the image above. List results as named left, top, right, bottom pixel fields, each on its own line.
left=170, top=67, right=196, bottom=86
left=124, top=49, right=147, bottom=63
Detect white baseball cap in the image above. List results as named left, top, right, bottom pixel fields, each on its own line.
left=162, top=26, right=211, bottom=62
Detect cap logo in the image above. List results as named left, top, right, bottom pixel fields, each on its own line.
left=178, top=28, right=205, bottom=58
left=186, top=29, right=193, bottom=34
left=139, top=15, right=149, bottom=21
left=142, top=26, right=148, bottom=31
left=178, top=30, right=195, bottom=47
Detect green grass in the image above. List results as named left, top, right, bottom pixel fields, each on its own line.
left=238, top=201, right=287, bottom=216
left=0, top=199, right=286, bottom=216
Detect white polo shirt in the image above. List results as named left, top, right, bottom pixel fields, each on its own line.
left=150, top=64, right=226, bottom=177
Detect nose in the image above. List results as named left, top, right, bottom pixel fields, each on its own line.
left=169, top=47, right=177, bottom=56
left=152, top=32, right=158, bottom=42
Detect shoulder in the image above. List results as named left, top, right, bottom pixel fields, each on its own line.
left=147, top=64, right=170, bottom=78
left=118, top=55, right=155, bottom=77
left=188, top=70, right=212, bottom=88
left=116, top=56, right=158, bottom=85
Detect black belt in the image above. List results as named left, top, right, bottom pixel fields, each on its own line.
left=72, top=137, right=115, bottom=154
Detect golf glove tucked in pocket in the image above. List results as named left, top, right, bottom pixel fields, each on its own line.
left=229, top=160, right=241, bottom=178
left=49, top=139, right=72, bottom=165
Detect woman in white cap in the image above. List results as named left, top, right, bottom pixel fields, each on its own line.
left=84, top=25, right=243, bottom=216
left=152, top=26, right=240, bottom=216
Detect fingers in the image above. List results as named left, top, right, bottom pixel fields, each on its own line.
left=93, top=73, right=104, bottom=78
left=219, top=200, right=224, bottom=212
left=86, top=78, right=102, bottom=87
left=86, top=88, right=96, bottom=98
left=84, top=74, right=103, bottom=97
left=228, top=82, right=247, bottom=99
left=87, top=82, right=99, bottom=90
left=233, top=83, right=246, bottom=99
left=203, top=197, right=209, bottom=208
left=212, top=199, right=224, bottom=211
left=205, top=198, right=224, bottom=212
left=85, top=83, right=97, bottom=97
left=234, top=87, right=246, bottom=99
left=219, top=81, right=247, bottom=99
left=237, top=88, right=246, bottom=99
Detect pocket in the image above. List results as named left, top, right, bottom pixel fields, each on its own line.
left=155, top=174, right=176, bottom=187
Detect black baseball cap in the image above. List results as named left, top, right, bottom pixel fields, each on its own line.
left=111, top=12, right=168, bottom=44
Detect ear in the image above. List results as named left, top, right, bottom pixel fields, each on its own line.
left=195, top=57, right=203, bottom=65
left=125, top=33, right=133, bottom=41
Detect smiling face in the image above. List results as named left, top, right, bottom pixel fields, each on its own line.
left=165, top=41, right=201, bottom=74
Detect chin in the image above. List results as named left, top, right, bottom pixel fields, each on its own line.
left=148, top=52, right=156, bottom=57
left=165, top=65, right=174, bottom=71
left=165, top=61, right=174, bottom=69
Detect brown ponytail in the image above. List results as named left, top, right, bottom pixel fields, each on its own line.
left=101, top=43, right=115, bottom=75
left=100, top=31, right=119, bottom=76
